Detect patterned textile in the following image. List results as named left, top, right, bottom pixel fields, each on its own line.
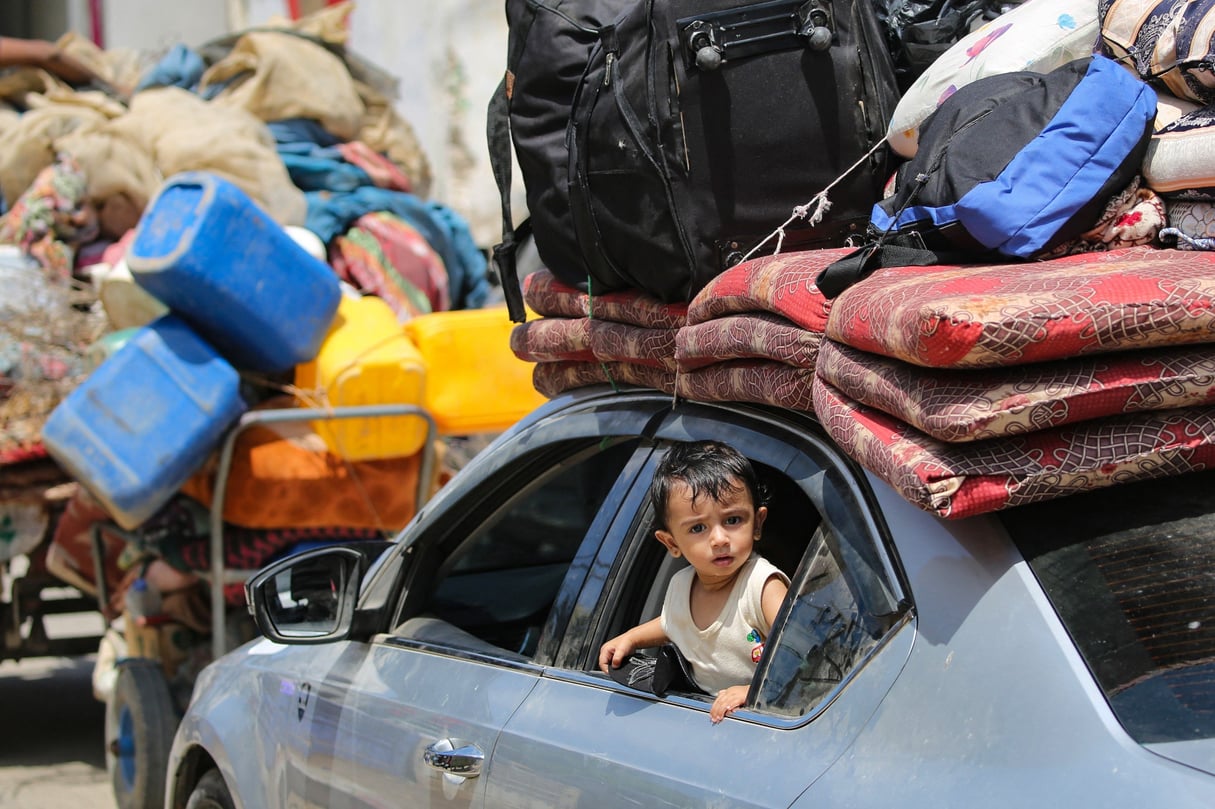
left=686, top=249, right=842, bottom=331
left=336, top=141, right=413, bottom=193
left=813, top=375, right=1215, bottom=519
left=589, top=320, right=678, bottom=370
left=676, top=313, right=822, bottom=372
left=1161, top=199, right=1215, bottom=250
left=509, top=317, right=595, bottom=363
left=329, top=211, right=450, bottom=321
left=518, top=270, right=685, bottom=395
left=1100, top=0, right=1215, bottom=105
left=1144, top=104, right=1215, bottom=198
left=523, top=269, right=688, bottom=329
left=178, top=420, right=427, bottom=531
left=817, top=339, right=1215, bottom=442
left=826, top=246, right=1215, bottom=369
left=886, top=0, right=1099, bottom=157
left=676, top=361, right=815, bottom=411
left=0, top=154, right=94, bottom=280
left=167, top=521, right=384, bottom=577
left=1041, top=177, right=1166, bottom=258
left=532, top=361, right=676, bottom=398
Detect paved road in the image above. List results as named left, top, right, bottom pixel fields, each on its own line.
left=0, top=643, right=114, bottom=807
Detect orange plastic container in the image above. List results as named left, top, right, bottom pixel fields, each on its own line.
left=295, top=294, right=428, bottom=459
left=404, top=306, right=546, bottom=435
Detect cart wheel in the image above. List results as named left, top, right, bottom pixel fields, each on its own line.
left=185, top=769, right=236, bottom=809
left=106, top=659, right=180, bottom=809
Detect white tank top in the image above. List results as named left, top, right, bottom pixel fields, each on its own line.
left=660, top=554, right=788, bottom=694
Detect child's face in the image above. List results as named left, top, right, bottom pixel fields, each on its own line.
left=655, top=477, right=767, bottom=590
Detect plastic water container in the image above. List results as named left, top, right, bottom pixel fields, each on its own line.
left=42, top=315, right=247, bottom=530
left=126, top=172, right=341, bottom=372
left=295, top=293, right=428, bottom=460
left=404, top=306, right=546, bottom=435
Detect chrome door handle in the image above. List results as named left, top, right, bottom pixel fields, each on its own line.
left=423, top=739, right=485, bottom=778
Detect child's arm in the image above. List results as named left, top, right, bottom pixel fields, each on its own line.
left=760, top=573, right=790, bottom=632
left=712, top=573, right=790, bottom=723
left=598, top=617, right=668, bottom=673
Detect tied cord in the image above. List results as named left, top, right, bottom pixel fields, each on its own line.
left=739, top=137, right=888, bottom=265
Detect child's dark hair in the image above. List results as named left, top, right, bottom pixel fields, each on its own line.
left=649, top=440, right=768, bottom=530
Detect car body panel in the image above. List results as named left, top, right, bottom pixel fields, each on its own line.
left=486, top=623, right=914, bottom=808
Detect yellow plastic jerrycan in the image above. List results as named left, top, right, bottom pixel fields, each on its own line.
left=404, top=305, right=546, bottom=435
left=295, top=293, right=428, bottom=460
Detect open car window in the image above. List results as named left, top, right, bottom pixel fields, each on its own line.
left=582, top=408, right=908, bottom=723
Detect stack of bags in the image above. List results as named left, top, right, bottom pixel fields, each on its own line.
left=811, top=245, right=1215, bottom=518
left=511, top=270, right=685, bottom=397
left=674, top=250, right=844, bottom=411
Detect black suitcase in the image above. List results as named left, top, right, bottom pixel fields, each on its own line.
left=566, top=0, right=901, bottom=303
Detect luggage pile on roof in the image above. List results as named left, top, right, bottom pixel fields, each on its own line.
left=511, top=0, right=1215, bottom=519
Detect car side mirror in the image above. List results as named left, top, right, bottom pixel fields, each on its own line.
left=246, top=546, right=368, bottom=644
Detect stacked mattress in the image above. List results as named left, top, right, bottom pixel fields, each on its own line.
left=813, top=246, right=1215, bottom=518
left=515, top=244, right=1215, bottom=520
left=511, top=270, right=685, bottom=397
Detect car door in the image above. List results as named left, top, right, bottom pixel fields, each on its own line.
left=312, top=395, right=668, bottom=807
left=487, top=401, right=914, bottom=808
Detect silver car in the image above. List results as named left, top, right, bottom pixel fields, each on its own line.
left=166, top=387, right=1215, bottom=808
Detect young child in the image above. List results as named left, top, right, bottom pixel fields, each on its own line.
left=598, top=440, right=789, bottom=723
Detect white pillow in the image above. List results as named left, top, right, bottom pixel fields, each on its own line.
left=886, top=0, right=1100, bottom=158
left=1141, top=90, right=1212, bottom=197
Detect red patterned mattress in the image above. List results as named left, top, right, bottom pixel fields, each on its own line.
left=826, top=246, right=1215, bottom=368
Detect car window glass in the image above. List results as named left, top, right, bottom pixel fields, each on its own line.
left=414, top=439, right=641, bottom=658
left=1002, top=469, right=1215, bottom=745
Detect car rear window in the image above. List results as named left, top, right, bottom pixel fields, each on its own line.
left=1002, top=469, right=1215, bottom=745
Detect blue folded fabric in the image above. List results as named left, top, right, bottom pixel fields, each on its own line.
left=135, top=43, right=206, bottom=93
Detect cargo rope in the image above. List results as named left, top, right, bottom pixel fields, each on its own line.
left=739, top=137, right=889, bottom=264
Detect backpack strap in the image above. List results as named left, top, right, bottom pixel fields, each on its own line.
left=815, top=234, right=970, bottom=299
left=487, top=74, right=529, bottom=323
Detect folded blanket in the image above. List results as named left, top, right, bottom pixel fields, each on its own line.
left=533, top=361, right=676, bottom=398
left=686, top=249, right=844, bottom=330
left=676, top=360, right=815, bottom=411
left=817, top=339, right=1215, bottom=442
left=826, top=246, right=1215, bottom=369
left=676, top=313, right=821, bottom=372
left=510, top=317, right=596, bottom=363
left=589, top=320, right=678, bottom=370
left=812, top=375, right=1215, bottom=518
left=523, top=269, right=688, bottom=329
left=329, top=211, right=450, bottom=321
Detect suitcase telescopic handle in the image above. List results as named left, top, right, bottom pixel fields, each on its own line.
left=680, top=0, right=834, bottom=71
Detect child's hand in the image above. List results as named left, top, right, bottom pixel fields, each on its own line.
left=598, top=633, right=636, bottom=673
left=710, top=685, right=749, bottom=723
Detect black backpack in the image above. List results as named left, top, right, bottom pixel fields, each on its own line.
left=490, top=0, right=900, bottom=321
left=488, top=0, right=634, bottom=322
